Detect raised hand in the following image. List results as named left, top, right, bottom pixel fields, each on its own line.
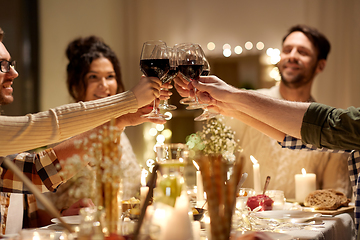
left=131, top=76, right=162, bottom=108
left=173, top=74, right=190, bottom=98
left=191, top=75, right=239, bottom=105
left=115, top=101, right=166, bottom=129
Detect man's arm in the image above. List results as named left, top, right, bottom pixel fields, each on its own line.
left=191, top=76, right=310, bottom=139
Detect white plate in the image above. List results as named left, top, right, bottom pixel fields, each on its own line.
left=51, top=215, right=81, bottom=225
left=235, top=231, right=293, bottom=240
left=254, top=210, right=321, bottom=223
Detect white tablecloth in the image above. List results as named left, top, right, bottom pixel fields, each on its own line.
left=283, top=213, right=356, bottom=240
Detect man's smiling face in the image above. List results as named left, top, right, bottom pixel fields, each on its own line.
left=0, top=42, right=18, bottom=105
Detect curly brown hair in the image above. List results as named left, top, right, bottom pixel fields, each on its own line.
left=66, top=36, right=124, bottom=102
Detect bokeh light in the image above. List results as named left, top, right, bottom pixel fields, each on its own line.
left=234, top=46, right=243, bottom=54
left=162, top=129, right=172, bottom=139
left=156, top=124, right=164, bottom=131
left=223, top=43, right=231, bottom=50
left=207, top=42, right=215, bottom=51
left=149, top=128, right=157, bottom=136
left=245, top=41, right=253, bottom=50
left=223, top=49, right=232, bottom=57
left=256, top=42, right=265, bottom=50
left=164, top=112, right=172, bottom=120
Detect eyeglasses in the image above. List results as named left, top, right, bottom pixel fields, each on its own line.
left=0, top=60, right=16, bottom=73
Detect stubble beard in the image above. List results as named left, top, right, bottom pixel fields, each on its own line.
left=0, top=91, right=13, bottom=105
left=280, top=63, right=317, bottom=89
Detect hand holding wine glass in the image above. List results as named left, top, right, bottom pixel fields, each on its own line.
left=139, top=40, right=170, bottom=120
left=176, top=43, right=208, bottom=110
left=194, top=56, right=220, bottom=121
left=159, top=47, right=178, bottom=111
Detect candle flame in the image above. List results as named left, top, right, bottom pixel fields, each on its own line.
left=301, top=168, right=307, bottom=175
left=250, top=155, right=258, bottom=165
left=192, top=160, right=200, bottom=171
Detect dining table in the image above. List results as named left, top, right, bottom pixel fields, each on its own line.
left=2, top=204, right=356, bottom=240
left=30, top=210, right=355, bottom=240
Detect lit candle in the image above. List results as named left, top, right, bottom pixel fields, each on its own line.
left=161, top=193, right=193, bottom=240
left=140, top=169, right=149, bottom=206
left=295, top=168, right=316, bottom=203
left=250, top=155, right=261, bottom=194
left=193, top=160, right=204, bottom=203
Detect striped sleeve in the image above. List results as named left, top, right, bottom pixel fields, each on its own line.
left=0, top=90, right=138, bottom=156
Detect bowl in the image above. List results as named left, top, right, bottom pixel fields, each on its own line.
left=193, top=207, right=205, bottom=221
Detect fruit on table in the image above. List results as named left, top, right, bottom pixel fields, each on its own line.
left=246, top=194, right=274, bottom=211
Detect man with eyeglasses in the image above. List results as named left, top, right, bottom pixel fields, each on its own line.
left=0, top=27, right=168, bottom=234
left=0, top=59, right=16, bottom=104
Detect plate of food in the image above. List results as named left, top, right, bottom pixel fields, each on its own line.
left=254, top=210, right=321, bottom=223
left=51, top=215, right=81, bottom=225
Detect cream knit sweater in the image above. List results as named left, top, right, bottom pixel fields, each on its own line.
left=0, top=91, right=138, bottom=156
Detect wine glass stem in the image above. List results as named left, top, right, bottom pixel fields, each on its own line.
left=152, top=100, right=158, bottom=114
left=163, top=99, right=169, bottom=106
left=194, top=87, right=199, bottom=103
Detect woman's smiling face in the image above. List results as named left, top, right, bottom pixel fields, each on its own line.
left=84, top=57, right=118, bottom=101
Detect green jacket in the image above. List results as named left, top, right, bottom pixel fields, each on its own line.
left=301, top=102, right=360, bottom=151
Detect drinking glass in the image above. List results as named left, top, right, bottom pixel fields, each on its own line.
left=154, top=143, right=189, bottom=207
left=159, top=47, right=178, bottom=111
left=176, top=43, right=208, bottom=109
left=140, top=40, right=170, bottom=120
left=194, top=56, right=220, bottom=121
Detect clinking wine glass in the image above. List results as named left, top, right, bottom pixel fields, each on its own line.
left=176, top=43, right=208, bottom=109
left=194, top=57, right=220, bottom=121
left=139, top=40, right=170, bottom=120
left=159, top=47, right=178, bottom=111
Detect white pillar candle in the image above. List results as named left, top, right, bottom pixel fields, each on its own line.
left=161, top=192, right=193, bottom=240
left=140, top=169, right=149, bottom=206
left=250, top=155, right=261, bottom=194
left=193, top=160, right=205, bottom=204
left=140, top=186, right=149, bottom=206
left=196, top=171, right=204, bottom=202
left=295, top=168, right=316, bottom=203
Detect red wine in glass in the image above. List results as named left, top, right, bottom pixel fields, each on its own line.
left=140, top=59, right=170, bottom=81
left=178, top=64, right=204, bottom=82
left=201, top=70, right=210, bottom=76
left=139, top=41, right=169, bottom=120
left=162, top=66, right=178, bottom=83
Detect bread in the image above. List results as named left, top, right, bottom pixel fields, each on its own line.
left=304, top=189, right=350, bottom=210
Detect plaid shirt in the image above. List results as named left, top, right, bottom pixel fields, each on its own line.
left=0, top=149, right=64, bottom=234
left=280, top=135, right=359, bottom=231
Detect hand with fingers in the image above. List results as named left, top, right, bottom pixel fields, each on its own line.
left=61, top=198, right=95, bottom=216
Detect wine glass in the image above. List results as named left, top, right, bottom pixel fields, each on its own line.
left=139, top=40, right=170, bottom=120
left=174, top=43, right=197, bottom=106
left=159, top=47, right=178, bottom=111
left=176, top=43, right=208, bottom=110
left=194, top=56, right=220, bottom=121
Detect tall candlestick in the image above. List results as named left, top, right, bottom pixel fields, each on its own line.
left=140, top=169, right=149, bottom=206
left=250, top=155, right=261, bottom=194
left=196, top=171, right=204, bottom=202
left=295, top=168, right=316, bottom=203
left=193, top=160, right=204, bottom=203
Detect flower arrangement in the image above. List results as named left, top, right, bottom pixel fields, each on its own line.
left=58, top=119, right=123, bottom=234
left=186, top=117, right=241, bottom=162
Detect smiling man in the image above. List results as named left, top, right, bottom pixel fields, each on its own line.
left=223, top=24, right=351, bottom=199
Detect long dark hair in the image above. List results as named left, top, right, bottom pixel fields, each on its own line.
left=66, top=36, right=124, bottom=102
